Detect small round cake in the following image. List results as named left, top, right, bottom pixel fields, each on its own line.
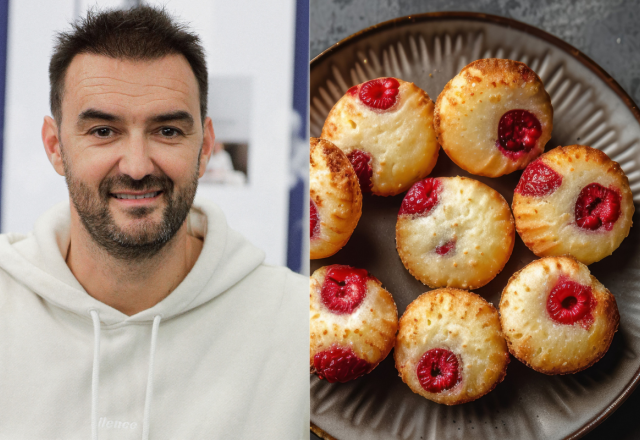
left=435, top=58, right=553, bottom=177
left=310, top=265, right=398, bottom=383
left=310, top=137, right=362, bottom=259
left=396, top=176, right=515, bottom=290
left=499, top=256, right=619, bottom=374
left=395, top=288, right=510, bottom=405
left=321, top=77, right=439, bottom=196
left=512, top=145, right=634, bottom=265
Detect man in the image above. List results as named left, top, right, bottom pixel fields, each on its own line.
left=0, top=6, right=307, bottom=440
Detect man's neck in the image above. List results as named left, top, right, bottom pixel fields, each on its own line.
left=65, top=214, right=203, bottom=316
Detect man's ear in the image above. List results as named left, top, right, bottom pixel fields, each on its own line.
left=198, top=116, right=215, bottom=178
left=42, top=116, right=65, bottom=176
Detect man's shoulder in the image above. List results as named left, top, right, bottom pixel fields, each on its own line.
left=250, top=264, right=307, bottom=291
left=225, top=263, right=306, bottom=311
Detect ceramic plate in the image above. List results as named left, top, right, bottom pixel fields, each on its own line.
left=310, top=12, right=640, bottom=440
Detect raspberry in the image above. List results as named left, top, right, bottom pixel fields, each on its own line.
left=547, top=277, right=595, bottom=327
left=310, top=200, right=319, bottom=239
left=399, top=178, right=442, bottom=217
left=575, top=183, right=621, bottom=231
left=496, top=109, right=542, bottom=158
left=320, top=265, right=369, bottom=314
left=347, top=85, right=358, bottom=97
left=436, top=239, right=456, bottom=256
left=417, top=348, right=460, bottom=393
left=347, top=150, right=373, bottom=193
left=515, top=160, right=563, bottom=197
left=359, top=78, right=400, bottom=110
left=313, top=345, right=372, bottom=383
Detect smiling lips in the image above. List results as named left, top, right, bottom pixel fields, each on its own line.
left=111, top=191, right=162, bottom=200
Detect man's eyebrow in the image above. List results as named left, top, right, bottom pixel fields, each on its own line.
left=149, top=111, right=195, bottom=127
left=77, top=109, right=122, bottom=124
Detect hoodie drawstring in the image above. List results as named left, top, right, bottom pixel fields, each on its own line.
left=89, top=311, right=162, bottom=440
left=142, top=314, right=162, bottom=440
left=89, top=310, right=101, bottom=440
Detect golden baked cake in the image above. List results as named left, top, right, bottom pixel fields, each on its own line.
left=512, top=145, right=634, bottom=265
left=395, top=288, right=510, bottom=405
left=310, top=137, right=362, bottom=259
left=310, top=265, right=398, bottom=383
left=435, top=58, right=553, bottom=177
left=499, top=256, right=619, bottom=374
left=320, top=77, right=439, bottom=196
left=396, top=176, right=515, bottom=290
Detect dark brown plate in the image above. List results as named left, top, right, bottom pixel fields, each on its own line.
left=310, top=12, right=640, bottom=440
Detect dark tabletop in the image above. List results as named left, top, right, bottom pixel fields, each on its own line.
left=309, top=0, right=640, bottom=439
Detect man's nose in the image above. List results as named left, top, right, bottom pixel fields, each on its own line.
left=118, top=133, right=155, bottom=180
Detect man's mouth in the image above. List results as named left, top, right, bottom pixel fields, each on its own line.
left=110, top=191, right=163, bottom=200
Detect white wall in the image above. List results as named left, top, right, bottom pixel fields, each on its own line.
left=2, top=0, right=296, bottom=266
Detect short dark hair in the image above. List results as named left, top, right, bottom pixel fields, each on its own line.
left=49, top=6, right=208, bottom=124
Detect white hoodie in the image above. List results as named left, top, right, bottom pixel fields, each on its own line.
left=0, top=198, right=309, bottom=440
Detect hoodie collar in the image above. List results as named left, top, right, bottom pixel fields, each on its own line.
left=0, top=197, right=265, bottom=326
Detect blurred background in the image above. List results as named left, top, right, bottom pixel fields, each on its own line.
left=310, top=1, right=639, bottom=439
left=0, top=0, right=309, bottom=273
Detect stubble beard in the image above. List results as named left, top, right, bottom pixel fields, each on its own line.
left=61, top=149, right=200, bottom=261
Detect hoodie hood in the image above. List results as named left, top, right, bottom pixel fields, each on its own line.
left=0, top=197, right=265, bottom=326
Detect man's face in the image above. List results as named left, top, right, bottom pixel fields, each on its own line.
left=45, top=53, right=213, bottom=259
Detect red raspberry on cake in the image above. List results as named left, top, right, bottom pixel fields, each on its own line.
left=310, top=138, right=362, bottom=259
left=396, top=176, right=515, bottom=290
left=499, top=256, right=619, bottom=374
left=310, top=265, right=398, bottom=383
left=435, top=58, right=553, bottom=177
left=513, top=145, right=634, bottom=265
left=394, top=288, right=510, bottom=405
left=321, top=77, right=439, bottom=196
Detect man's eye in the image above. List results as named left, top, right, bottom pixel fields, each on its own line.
left=160, top=127, right=181, bottom=137
left=92, top=127, right=114, bottom=138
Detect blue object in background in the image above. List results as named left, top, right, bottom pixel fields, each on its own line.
left=0, top=0, right=8, bottom=231
left=286, top=0, right=309, bottom=274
